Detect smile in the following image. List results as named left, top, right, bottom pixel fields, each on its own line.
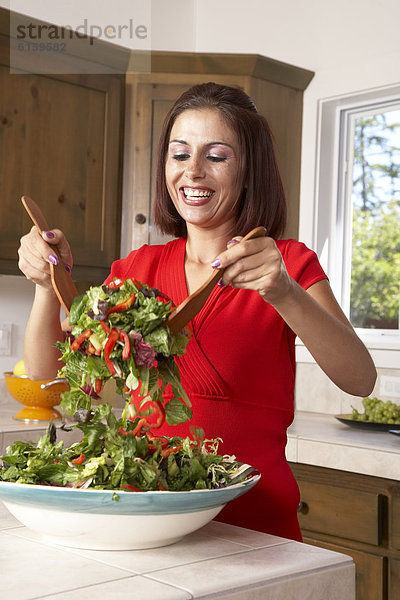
left=181, top=187, right=215, bottom=205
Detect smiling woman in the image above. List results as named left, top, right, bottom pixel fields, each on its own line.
left=165, top=109, right=242, bottom=234
left=19, top=81, right=376, bottom=542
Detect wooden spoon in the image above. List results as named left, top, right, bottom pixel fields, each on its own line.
left=166, top=226, right=266, bottom=334
left=21, top=196, right=79, bottom=315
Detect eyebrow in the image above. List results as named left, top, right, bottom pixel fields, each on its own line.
left=169, top=139, right=235, bottom=150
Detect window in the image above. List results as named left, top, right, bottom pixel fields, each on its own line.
left=312, top=86, right=400, bottom=366
left=341, top=105, right=400, bottom=331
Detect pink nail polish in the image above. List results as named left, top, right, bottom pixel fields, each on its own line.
left=48, top=254, right=59, bottom=265
left=43, top=230, right=55, bottom=239
left=211, top=258, right=221, bottom=269
left=217, top=278, right=225, bottom=287
left=65, top=263, right=71, bottom=272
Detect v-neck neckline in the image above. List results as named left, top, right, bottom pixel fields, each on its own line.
left=178, top=237, right=227, bottom=335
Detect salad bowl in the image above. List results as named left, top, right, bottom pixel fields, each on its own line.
left=0, top=465, right=260, bottom=550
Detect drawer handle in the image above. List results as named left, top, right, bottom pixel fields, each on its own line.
left=298, top=501, right=309, bottom=514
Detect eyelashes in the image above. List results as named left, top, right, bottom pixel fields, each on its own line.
left=171, top=153, right=227, bottom=163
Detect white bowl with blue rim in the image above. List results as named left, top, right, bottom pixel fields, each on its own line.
left=0, top=464, right=260, bottom=550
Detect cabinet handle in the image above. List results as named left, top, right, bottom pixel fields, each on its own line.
left=135, top=213, right=147, bottom=225
left=297, top=501, right=309, bottom=514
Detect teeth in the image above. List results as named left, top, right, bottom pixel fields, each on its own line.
left=183, top=188, right=213, bottom=198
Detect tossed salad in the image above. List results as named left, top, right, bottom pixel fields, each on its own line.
left=1, top=278, right=243, bottom=492
left=56, top=277, right=192, bottom=425
left=0, top=407, right=242, bottom=492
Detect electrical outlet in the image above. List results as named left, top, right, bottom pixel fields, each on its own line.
left=380, top=375, right=400, bottom=399
left=0, top=323, right=12, bottom=356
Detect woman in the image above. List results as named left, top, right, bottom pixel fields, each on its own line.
left=19, top=82, right=376, bottom=541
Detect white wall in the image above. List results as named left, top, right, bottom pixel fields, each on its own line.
left=1, top=0, right=399, bottom=374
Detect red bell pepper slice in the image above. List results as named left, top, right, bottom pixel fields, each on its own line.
left=122, top=484, right=143, bottom=492
left=104, top=328, right=119, bottom=375
left=71, top=453, right=85, bottom=465
left=131, top=417, right=148, bottom=436
left=100, top=320, right=110, bottom=334
left=145, top=430, right=168, bottom=453
left=106, top=293, right=136, bottom=316
left=138, top=400, right=165, bottom=429
left=107, top=278, right=125, bottom=289
left=119, top=330, right=131, bottom=360
left=94, top=379, right=103, bottom=394
left=161, top=444, right=183, bottom=458
left=71, top=329, right=92, bottom=351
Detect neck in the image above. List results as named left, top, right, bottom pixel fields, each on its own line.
left=185, top=223, right=234, bottom=264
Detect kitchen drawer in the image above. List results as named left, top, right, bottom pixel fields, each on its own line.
left=304, top=537, right=384, bottom=600
left=297, top=480, right=382, bottom=545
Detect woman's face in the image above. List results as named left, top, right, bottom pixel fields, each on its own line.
left=165, top=108, right=242, bottom=232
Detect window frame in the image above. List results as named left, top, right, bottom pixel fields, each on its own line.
left=296, top=85, right=400, bottom=369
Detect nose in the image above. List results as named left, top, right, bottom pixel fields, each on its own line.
left=185, top=154, right=205, bottom=179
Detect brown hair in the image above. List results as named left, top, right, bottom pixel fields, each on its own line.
left=154, top=82, right=287, bottom=239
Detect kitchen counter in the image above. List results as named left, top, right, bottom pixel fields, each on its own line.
left=0, top=396, right=83, bottom=453
left=287, top=410, right=400, bottom=480
left=0, top=501, right=354, bottom=599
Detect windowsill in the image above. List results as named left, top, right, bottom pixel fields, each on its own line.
left=295, top=338, right=399, bottom=369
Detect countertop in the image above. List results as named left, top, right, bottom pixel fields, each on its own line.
left=0, top=501, right=354, bottom=600
left=286, top=410, right=400, bottom=480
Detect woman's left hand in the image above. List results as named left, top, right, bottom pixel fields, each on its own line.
left=213, top=236, right=293, bottom=304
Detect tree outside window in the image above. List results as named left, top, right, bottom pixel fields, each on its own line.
left=350, top=109, right=400, bottom=330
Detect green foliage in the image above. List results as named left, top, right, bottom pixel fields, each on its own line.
left=351, top=201, right=400, bottom=328
left=350, top=111, right=400, bottom=329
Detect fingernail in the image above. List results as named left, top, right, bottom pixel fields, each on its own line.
left=217, top=278, right=225, bottom=287
left=211, top=258, right=221, bottom=269
left=65, top=263, right=71, bottom=272
left=48, top=253, right=59, bottom=265
left=43, top=230, right=55, bottom=239
left=227, top=237, right=241, bottom=248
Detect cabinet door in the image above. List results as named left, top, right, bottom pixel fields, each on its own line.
left=0, top=35, right=124, bottom=283
left=389, top=558, right=400, bottom=600
left=304, top=537, right=385, bottom=600
left=392, top=490, right=400, bottom=551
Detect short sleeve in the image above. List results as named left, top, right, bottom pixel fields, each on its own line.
left=276, top=239, right=328, bottom=290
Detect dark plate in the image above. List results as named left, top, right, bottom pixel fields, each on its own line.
left=335, top=414, right=400, bottom=432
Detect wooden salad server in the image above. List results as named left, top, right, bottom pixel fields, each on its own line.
left=21, top=196, right=79, bottom=315
left=166, top=226, right=267, bottom=334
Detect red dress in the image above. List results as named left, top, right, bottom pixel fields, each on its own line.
left=105, top=238, right=327, bottom=541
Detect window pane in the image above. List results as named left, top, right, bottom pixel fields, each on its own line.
left=350, top=108, right=400, bottom=329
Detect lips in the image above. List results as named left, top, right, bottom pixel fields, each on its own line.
left=180, top=186, right=215, bottom=206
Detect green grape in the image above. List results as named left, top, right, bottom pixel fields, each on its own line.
left=357, top=397, right=400, bottom=423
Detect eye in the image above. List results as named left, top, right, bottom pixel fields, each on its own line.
left=207, top=155, right=227, bottom=163
left=172, top=153, right=190, bottom=161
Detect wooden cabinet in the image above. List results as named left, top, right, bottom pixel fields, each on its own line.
left=291, top=462, right=400, bottom=600
left=0, top=9, right=125, bottom=285
left=1, top=7, right=313, bottom=284
left=121, top=54, right=314, bottom=255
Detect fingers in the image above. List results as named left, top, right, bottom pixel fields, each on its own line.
left=18, top=226, right=73, bottom=286
left=41, top=228, right=73, bottom=271
left=211, top=236, right=290, bottom=301
left=212, top=237, right=273, bottom=275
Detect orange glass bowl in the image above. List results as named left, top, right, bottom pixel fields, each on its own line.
left=4, top=372, right=69, bottom=422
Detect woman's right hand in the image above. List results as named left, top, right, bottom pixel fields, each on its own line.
left=18, top=226, right=73, bottom=289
